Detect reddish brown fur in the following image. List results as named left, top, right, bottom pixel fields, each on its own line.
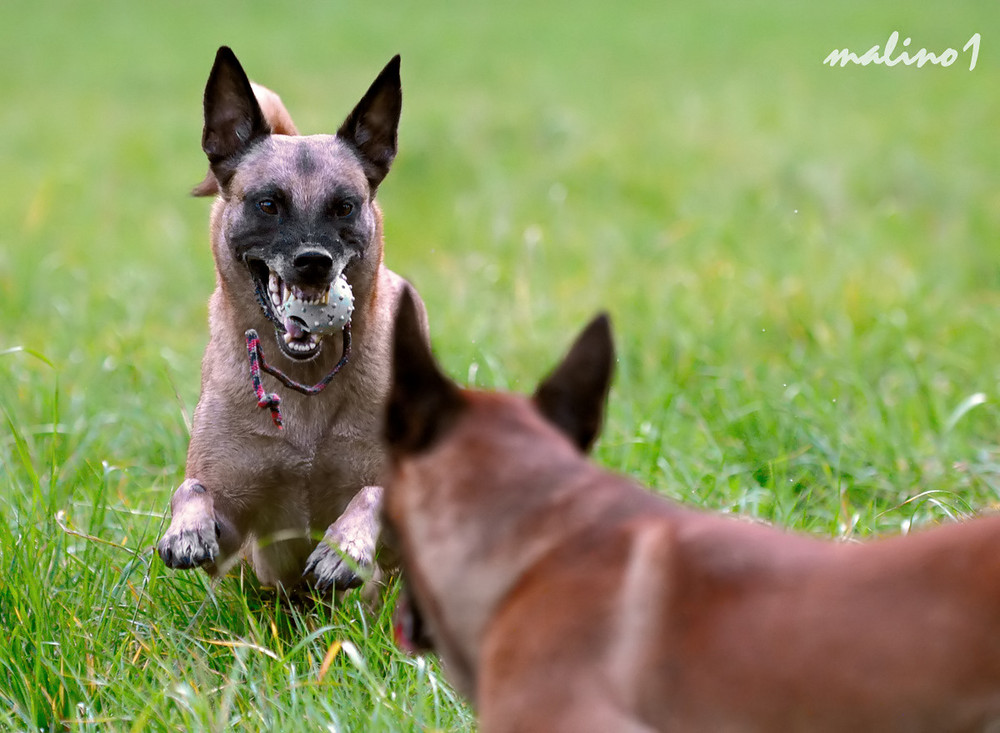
left=384, top=306, right=1000, bottom=732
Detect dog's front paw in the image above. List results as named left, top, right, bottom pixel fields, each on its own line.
left=158, top=479, right=220, bottom=569
left=158, top=520, right=220, bottom=569
left=303, top=485, right=382, bottom=591
left=303, top=524, right=374, bottom=591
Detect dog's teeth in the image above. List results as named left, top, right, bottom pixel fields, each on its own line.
left=269, top=271, right=279, bottom=294
left=281, top=329, right=320, bottom=354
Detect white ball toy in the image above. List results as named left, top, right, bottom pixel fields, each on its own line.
left=280, top=273, right=355, bottom=335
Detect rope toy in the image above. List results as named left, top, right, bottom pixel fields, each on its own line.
left=245, top=324, right=352, bottom=429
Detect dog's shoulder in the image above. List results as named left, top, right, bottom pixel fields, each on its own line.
left=379, top=269, right=430, bottom=343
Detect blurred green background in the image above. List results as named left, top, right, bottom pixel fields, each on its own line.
left=1, top=1, right=998, bottom=730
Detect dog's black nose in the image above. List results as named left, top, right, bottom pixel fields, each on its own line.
left=293, top=249, right=334, bottom=281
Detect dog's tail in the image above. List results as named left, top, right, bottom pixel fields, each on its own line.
left=192, top=82, right=299, bottom=197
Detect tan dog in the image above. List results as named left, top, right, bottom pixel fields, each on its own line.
left=383, top=293, right=1000, bottom=732
left=157, top=47, right=424, bottom=591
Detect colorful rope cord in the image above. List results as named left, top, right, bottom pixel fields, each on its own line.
left=244, top=323, right=352, bottom=429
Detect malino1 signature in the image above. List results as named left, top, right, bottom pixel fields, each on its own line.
left=825, top=31, right=980, bottom=70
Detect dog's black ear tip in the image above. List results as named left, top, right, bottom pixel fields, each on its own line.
left=213, top=46, right=237, bottom=65
left=396, top=283, right=418, bottom=320
left=584, top=311, right=615, bottom=358
left=383, top=55, right=402, bottom=84
left=391, top=285, right=425, bottom=363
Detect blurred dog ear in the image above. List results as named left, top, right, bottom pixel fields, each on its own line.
left=385, top=285, right=463, bottom=454
left=533, top=313, right=615, bottom=452
left=190, top=173, right=219, bottom=197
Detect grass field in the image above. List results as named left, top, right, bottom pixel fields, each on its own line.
left=2, top=1, right=999, bottom=730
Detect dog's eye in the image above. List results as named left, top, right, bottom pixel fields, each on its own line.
left=257, top=199, right=279, bottom=216
left=333, top=201, right=354, bottom=218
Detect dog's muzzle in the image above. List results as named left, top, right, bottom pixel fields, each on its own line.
left=257, top=266, right=355, bottom=359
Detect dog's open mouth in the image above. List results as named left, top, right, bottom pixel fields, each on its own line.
left=270, top=271, right=328, bottom=359
left=250, top=263, right=333, bottom=361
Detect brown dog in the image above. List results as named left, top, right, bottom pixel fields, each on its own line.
left=157, top=47, right=424, bottom=592
left=383, top=293, right=1000, bottom=732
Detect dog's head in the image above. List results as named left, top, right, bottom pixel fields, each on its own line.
left=199, top=47, right=401, bottom=361
left=383, top=290, right=615, bottom=655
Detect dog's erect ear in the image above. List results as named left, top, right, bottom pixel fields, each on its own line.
left=533, top=314, right=615, bottom=453
left=337, top=55, right=402, bottom=191
left=200, top=47, right=271, bottom=190
left=194, top=81, right=298, bottom=197
left=385, top=286, right=463, bottom=454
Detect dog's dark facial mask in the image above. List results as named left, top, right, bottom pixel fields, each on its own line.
left=225, top=138, right=376, bottom=359
left=201, top=47, right=401, bottom=360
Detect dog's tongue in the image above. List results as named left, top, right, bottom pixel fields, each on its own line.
left=393, top=618, right=419, bottom=655
left=283, top=316, right=307, bottom=340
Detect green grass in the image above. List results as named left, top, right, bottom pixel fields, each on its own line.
left=2, top=0, right=999, bottom=729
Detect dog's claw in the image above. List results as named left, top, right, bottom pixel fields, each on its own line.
left=304, top=536, right=371, bottom=592
left=301, top=557, right=319, bottom=582
left=158, top=523, right=220, bottom=569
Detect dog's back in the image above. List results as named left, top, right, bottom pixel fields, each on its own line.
left=481, top=492, right=1000, bottom=731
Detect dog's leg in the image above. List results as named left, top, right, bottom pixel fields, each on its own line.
left=157, top=478, right=241, bottom=573
left=303, top=484, right=383, bottom=591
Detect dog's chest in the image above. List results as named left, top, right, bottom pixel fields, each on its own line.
left=270, top=401, right=381, bottom=507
